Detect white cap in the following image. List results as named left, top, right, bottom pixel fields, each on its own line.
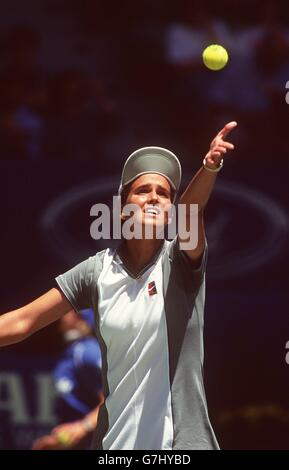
left=119, top=146, right=182, bottom=200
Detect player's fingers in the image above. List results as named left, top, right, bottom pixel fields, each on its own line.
left=218, top=121, right=237, bottom=139
left=206, top=155, right=222, bottom=167
left=32, top=435, right=57, bottom=450
left=220, top=140, right=234, bottom=150
left=213, top=146, right=227, bottom=154
left=211, top=138, right=235, bottom=151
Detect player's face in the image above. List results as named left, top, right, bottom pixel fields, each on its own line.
left=123, top=174, right=172, bottom=235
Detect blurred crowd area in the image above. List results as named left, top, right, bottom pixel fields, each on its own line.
left=1, top=0, right=289, bottom=450
left=0, top=0, right=288, bottom=168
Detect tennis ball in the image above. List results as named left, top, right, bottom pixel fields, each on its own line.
left=202, top=44, right=228, bottom=71
left=57, top=430, right=71, bottom=446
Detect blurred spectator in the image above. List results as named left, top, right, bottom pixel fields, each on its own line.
left=43, top=69, right=118, bottom=161
left=253, top=15, right=289, bottom=155
left=32, top=309, right=103, bottom=450
left=0, top=25, right=46, bottom=160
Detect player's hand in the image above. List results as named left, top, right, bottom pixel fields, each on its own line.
left=51, top=421, right=88, bottom=448
left=204, top=121, right=237, bottom=169
left=32, top=434, right=62, bottom=450
left=32, top=421, right=88, bottom=450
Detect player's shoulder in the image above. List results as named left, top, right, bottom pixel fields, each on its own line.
left=84, top=248, right=107, bottom=275
left=88, top=248, right=107, bottom=263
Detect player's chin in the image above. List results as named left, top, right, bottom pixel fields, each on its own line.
left=142, top=219, right=167, bottom=237
left=142, top=216, right=168, bottom=227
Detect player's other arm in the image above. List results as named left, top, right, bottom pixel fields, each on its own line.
left=0, top=288, right=73, bottom=347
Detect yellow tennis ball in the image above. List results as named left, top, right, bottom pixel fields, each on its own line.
left=57, top=430, right=71, bottom=446
left=202, top=44, right=229, bottom=71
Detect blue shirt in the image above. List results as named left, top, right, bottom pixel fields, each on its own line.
left=53, top=336, right=102, bottom=422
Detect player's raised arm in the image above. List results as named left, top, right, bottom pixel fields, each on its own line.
left=0, top=288, right=73, bottom=347
left=178, top=121, right=237, bottom=263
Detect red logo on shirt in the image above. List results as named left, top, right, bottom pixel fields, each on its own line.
left=148, top=281, right=157, bottom=296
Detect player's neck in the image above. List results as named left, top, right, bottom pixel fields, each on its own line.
left=120, top=239, right=164, bottom=276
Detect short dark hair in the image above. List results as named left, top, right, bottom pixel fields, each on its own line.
left=120, top=184, right=131, bottom=208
